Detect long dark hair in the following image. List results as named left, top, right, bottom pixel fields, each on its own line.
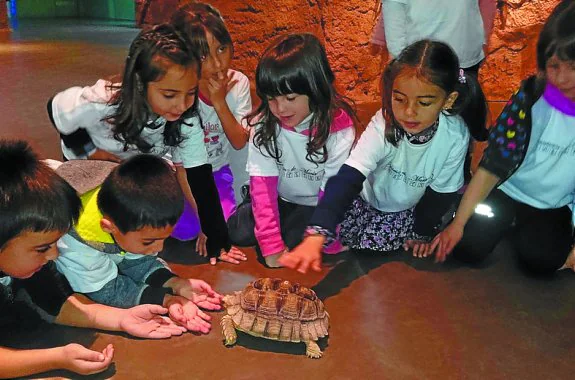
left=105, top=24, right=200, bottom=153
left=381, top=40, right=488, bottom=146
left=247, top=33, right=357, bottom=164
left=171, top=2, right=233, bottom=59
left=537, top=1, right=575, bottom=71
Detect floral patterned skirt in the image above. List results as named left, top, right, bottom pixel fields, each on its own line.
left=339, top=197, right=414, bottom=252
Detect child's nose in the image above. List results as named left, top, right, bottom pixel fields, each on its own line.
left=152, top=240, right=165, bottom=253
left=177, top=98, right=188, bottom=113
left=555, top=67, right=570, bottom=86
left=213, top=54, right=222, bottom=69
left=276, top=100, right=287, bottom=113
left=45, top=246, right=59, bottom=262
left=405, top=103, right=417, bottom=117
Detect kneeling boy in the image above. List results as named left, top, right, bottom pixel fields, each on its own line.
left=55, top=154, right=222, bottom=332
left=0, top=140, right=186, bottom=378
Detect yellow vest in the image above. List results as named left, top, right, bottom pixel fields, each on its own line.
left=76, top=186, right=114, bottom=244
left=71, top=186, right=124, bottom=255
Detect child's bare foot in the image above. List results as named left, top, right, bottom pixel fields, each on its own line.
left=559, top=246, right=575, bottom=272
left=264, top=251, right=284, bottom=268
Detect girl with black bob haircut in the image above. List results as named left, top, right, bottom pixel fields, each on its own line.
left=250, top=33, right=358, bottom=164
left=228, top=33, right=358, bottom=267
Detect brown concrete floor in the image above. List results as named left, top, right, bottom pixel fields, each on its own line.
left=0, top=20, right=574, bottom=380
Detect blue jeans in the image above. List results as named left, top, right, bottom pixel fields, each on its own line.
left=85, top=255, right=166, bottom=308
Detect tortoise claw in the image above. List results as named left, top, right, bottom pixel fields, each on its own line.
left=305, top=340, right=322, bottom=359
left=221, top=315, right=237, bottom=346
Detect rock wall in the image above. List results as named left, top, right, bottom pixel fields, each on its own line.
left=483, top=0, right=561, bottom=100
left=137, top=0, right=561, bottom=103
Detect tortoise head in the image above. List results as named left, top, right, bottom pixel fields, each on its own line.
left=222, top=292, right=241, bottom=308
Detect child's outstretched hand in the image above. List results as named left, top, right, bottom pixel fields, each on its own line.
left=278, top=236, right=324, bottom=274
left=165, top=295, right=211, bottom=334
left=211, top=246, right=248, bottom=265
left=119, top=304, right=187, bottom=339
left=403, top=239, right=434, bottom=258
left=430, top=222, right=464, bottom=263
left=170, top=278, right=223, bottom=310
left=60, top=343, right=114, bottom=376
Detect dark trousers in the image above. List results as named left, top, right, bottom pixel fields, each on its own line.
left=227, top=197, right=315, bottom=251
left=453, top=189, right=573, bottom=275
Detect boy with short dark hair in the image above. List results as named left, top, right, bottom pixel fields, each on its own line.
left=0, top=140, right=186, bottom=378
left=55, top=154, right=222, bottom=331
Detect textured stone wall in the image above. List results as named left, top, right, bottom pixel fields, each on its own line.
left=483, top=0, right=561, bottom=100
left=137, top=0, right=561, bottom=104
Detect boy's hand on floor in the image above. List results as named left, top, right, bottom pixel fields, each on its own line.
left=120, top=304, right=187, bottom=339
left=59, top=343, right=114, bottom=375
left=211, top=246, right=248, bottom=265
left=165, top=295, right=211, bottom=334
left=176, top=279, right=223, bottom=310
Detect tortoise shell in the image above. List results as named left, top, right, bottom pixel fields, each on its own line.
left=222, top=278, right=329, bottom=343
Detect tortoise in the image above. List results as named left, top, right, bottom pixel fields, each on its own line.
left=221, top=278, right=329, bottom=358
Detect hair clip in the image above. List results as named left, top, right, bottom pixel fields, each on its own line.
left=458, top=69, right=466, bottom=84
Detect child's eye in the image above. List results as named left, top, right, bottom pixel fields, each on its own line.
left=392, top=97, right=404, bottom=103
left=163, top=94, right=175, bottom=99
left=419, top=102, right=431, bottom=107
left=142, top=241, right=154, bottom=247
left=200, top=55, right=207, bottom=62
left=36, top=246, right=51, bottom=254
left=217, top=45, right=228, bottom=54
left=286, top=96, right=297, bottom=102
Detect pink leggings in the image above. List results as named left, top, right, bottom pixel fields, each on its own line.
left=171, top=165, right=237, bottom=241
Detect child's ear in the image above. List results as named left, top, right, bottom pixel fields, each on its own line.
left=100, top=217, right=117, bottom=234
left=443, top=91, right=459, bottom=110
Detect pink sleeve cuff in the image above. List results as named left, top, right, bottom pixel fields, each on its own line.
left=250, top=176, right=284, bottom=256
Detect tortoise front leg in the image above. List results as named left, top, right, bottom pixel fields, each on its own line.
left=221, top=315, right=237, bottom=346
left=305, top=340, right=322, bottom=358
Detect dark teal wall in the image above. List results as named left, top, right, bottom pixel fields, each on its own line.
left=15, top=0, right=135, bottom=20
left=78, top=0, right=135, bottom=21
